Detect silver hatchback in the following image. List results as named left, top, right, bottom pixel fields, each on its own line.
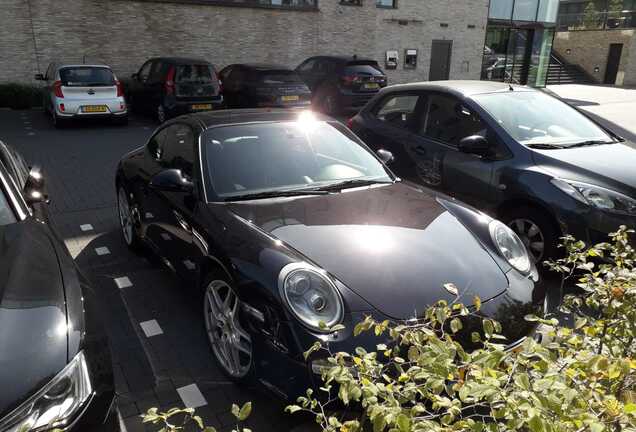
left=36, top=63, right=128, bottom=127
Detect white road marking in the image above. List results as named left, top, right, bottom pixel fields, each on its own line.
left=80, top=224, right=94, bottom=232
left=95, top=246, right=110, bottom=256
left=27, top=132, right=35, bottom=136
left=145, top=212, right=154, bottom=219
left=176, top=384, right=207, bottom=408
left=183, top=260, right=196, bottom=270
left=114, top=276, right=133, bottom=289
left=140, top=320, right=164, bottom=337
left=160, top=233, right=171, bottom=241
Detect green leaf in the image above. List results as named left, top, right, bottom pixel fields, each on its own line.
left=203, top=428, right=217, bottom=432
left=528, top=415, right=545, bottom=432
left=231, top=404, right=240, bottom=419
left=285, top=405, right=302, bottom=414
left=450, top=318, right=462, bottom=333
left=193, top=415, right=204, bottom=429
left=396, top=414, right=411, bottom=432
left=474, top=296, right=482, bottom=311
left=483, top=319, right=494, bottom=338
left=238, top=402, right=252, bottom=421
left=330, top=323, right=346, bottom=332
left=625, top=403, right=636, bottom=414
left=303, top=341, right=322, bottom=360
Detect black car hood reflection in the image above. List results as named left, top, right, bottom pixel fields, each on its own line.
left=532, top=142, right=636, bottom=194
left=227, top=183, right=508, bottom=320
left=0, top=220, right=67, bottom=417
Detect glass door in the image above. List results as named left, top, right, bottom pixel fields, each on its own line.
left=505, top=28, right=532, bottom=84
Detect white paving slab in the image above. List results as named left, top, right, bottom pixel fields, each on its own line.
left=95, top=246, right=110, bottom=256
left=176, top=384, right=207, bottom=409
left=114, top=276, right=132, bottom=289
left=80, top=224, right=94, bottom=232
left=140, top=319, right=163, bottom=337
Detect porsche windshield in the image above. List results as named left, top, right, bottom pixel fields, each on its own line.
left=203, top=117, right=391, bottom=199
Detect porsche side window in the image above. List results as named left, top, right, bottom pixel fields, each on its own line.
left=375, top=94, right=421, bottom=130
left=421, top=94, right=488, bottom=146
left=163, top=124, right=195, bottom=179
left=147, top=129, right=168, bottom=160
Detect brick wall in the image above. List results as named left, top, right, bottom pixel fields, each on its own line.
left=0, top=0, right=488, bottom=85
left=554, top=29, right=636, bottom=86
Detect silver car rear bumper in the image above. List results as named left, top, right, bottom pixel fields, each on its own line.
left=53, top=96, right=127, bottom=117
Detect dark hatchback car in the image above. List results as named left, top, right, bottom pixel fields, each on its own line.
left=115, top=109, right=544, bottom=400
left=0, top=141, right=116, bottom=431
left=349, top=81, right=635, bottom=264
left=219, top=63, right=311, bottom=109
left=127, top=57, right=223, bottom=123
left=295, top=56, right=387, bottom=115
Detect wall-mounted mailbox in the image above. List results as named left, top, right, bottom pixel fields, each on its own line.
left=404, top=49, right=417, bottom=69
left=385, top=50, right=398, bottom=69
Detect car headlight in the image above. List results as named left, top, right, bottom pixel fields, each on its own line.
left=278, top=263, right=344, bottom=332
left=551, top=178, right=636, bottom=215
left=489, top=220, right=531, bottom=273
left=0, top=351, right=93, bottom=432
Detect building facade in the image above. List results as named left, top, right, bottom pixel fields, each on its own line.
left=481, top=0, right=560, bottom=87
left=554, top=0, right=636, bottom=86
left=0, top=0, right=490, bottom=85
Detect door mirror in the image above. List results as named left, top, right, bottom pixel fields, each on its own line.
left=458, top=135, right=491, bottom=157
left=376, top=149, right=395, bottom=164
left=23, top=166, right=49, bottom=205
left=34, top=73, right=45, bottom=81
left=149, top=169, right=193, bottom=193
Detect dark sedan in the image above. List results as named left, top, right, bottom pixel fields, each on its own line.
left=219, top=64, right=312, bottom=109
left=0, top=141, right=116, bottom=431
left=115, top=109, right=543, bottom=400
left=349, top=81, right=635, bottom=263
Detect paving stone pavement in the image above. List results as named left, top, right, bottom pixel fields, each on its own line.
left=0, top=109, right=302, bottom=432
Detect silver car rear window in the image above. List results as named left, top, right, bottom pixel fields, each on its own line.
left=59, top=67, right=115, bottom=87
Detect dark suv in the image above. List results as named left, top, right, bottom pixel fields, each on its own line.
left=295, top=55, right=387, bottom=115
left=127, top=57, right=223, bottom=123
left=219, top=63, right=311, bottom=109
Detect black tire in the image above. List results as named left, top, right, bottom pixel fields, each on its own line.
left=500, top=206, right=560, bottom=267
left=52, top=111, right=67, bottom=129
left=201, top=272, right=255, bottom=383
left=117, top=185, right=142, bottom=251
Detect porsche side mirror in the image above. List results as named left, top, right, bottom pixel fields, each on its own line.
left=458, top=135, right=491, bottom=158
left=377, top=149, right=395, bottom=164
left=149, top=169, right=193, bottom=193
left=34, top=73, right=45, bottom=81
left=23, top=166, right=49, bottom=205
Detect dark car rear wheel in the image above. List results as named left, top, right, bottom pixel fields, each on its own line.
left=117, top=186, right=142, bottom=250
left=501, top=206, right=559, bottom=266
left=203, top=274, right=254, bottom=382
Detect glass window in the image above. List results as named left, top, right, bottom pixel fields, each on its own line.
left=340, top=0, right=362, bottom=5
left=203, top=120, right=390, bottom=198
left=297, top=59, right=316, bottom=72
left=176, top=64, right=216, bottom=83
left=513, top=0, right=539, bottom=21
left=489, top=0, right=514, bottom=19
left=147, top=128, right=169, bottom=160
left=473, top=91, right=614, bottom=147
left=537, top=0, right=559, bottom=22
left=0, top=185, right=16, bottom=226
left=257, top=70, right=304, bottom=84
left=59, top=67, right=115, bottom=87
left=163, top=124, right=195, bottom=178
left=527, top=28, right=554, bottom=87
left=376, top=0, right=396, bottom=7
left=421, top=94, right=490, bottom=146
left=374, top=94, right=421, bottom=129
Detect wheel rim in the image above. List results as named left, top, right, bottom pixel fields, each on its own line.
left=508, top=218, right=545, bottom=263
left=117, top=188, right=134, bottom=245
left=204, top=280, right=252, bottom=378
left=157, top=105, right=165, bottom=123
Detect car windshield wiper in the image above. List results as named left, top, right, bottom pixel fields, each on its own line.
left=565, top=140, right=615, bottom=148
left=526, top=143, right=568, bottom=149
left=310, top=178, right=394, bottom=192
left=226, top=189, right=331, bottom=202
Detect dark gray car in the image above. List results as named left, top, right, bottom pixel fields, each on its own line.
left=349, top=80, right=634, bottom=263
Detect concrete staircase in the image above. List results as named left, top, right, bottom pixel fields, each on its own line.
left=546, top=51, right=597, bottom=85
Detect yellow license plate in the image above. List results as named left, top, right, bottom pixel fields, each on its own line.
left=82, top=105, right=108, bottom=113
left=364, top=83, right=380, bottom=90
left=192, top=104, right=212, bottom=110
left=282, top=95, right=300, bottom=102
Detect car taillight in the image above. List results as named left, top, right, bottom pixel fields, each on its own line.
left=115, top=80, right=124, bottom=97
left=346, top=117, right=354, bottom=129
left=165, top=66, right=176, bottom=95
left=53, top=81, right=64, bottom=98
left=341, top=75, right=361, bottom=86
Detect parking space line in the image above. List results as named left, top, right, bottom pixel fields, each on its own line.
left=176, top=384, right=207, bottom=409
left=145, top=212, right=154, bottom=219
left=80, top=224, right=94, bottom=232
left=160, top=233, right=171, bottom=241
left=183, top=260, right=196, bottom=270
left=114, top=276, right=133, bottom=289
left=139, top=319, right=164, bottom=337
left=95, top=246, right=110, bottom=256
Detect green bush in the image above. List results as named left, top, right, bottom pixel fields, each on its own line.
left=0, top=83, right=43, bottom=110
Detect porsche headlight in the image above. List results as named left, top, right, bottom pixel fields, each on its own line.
left=0, top=351, right=93, bottom=432
left=278, top=263, right=344, bottom=332
left=551, top=179, right=636, bottom=215
left=489, top=220, right=531, bottom=273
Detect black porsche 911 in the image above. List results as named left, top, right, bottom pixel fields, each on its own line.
left=115, top=109, right=545, bottom=400
left=0, top=141, right=116, bottom=431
